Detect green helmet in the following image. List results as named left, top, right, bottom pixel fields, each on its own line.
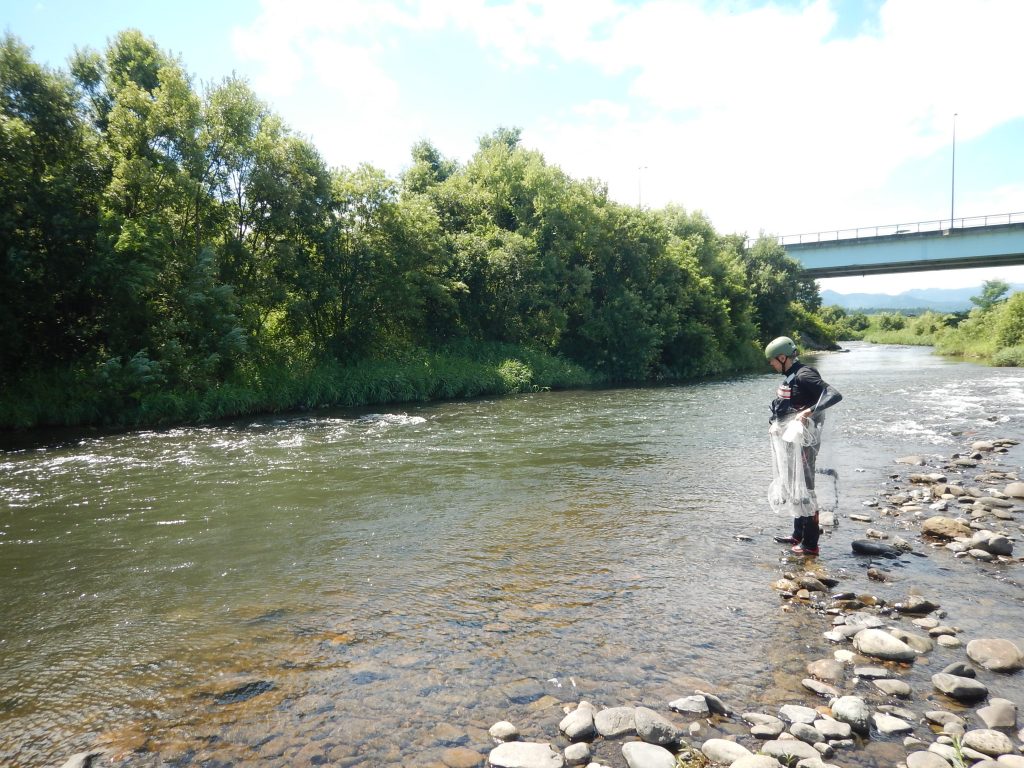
left=764, top=336, right=798, bottom=360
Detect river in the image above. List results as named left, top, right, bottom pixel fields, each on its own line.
left=1, top=342, right=1022, bottom=767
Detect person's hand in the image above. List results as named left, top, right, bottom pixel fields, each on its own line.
left=799, top=408, right=812, bottom=422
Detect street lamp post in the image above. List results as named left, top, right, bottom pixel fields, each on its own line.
left=950, top=113, right=957, bottom=229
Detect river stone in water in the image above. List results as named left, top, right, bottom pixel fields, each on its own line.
left=488, top=742, right=564, bottom=768
left=559, top=702, right=596, bottom=741
left=622, top=742, right=676, bottom=768
left=966, top=639, right=1024, bottom=672
left=851, top=539, right=901, bottom=558
left=873, top=712, right=914, bottom=735
left=907, top=751, right=954, bottom=768
left=976, top=699, right=1017, bottom=729
left=444, top=747, right=486, bottom=767
left=790, top=722, right=824, bottom=744
left=889, top=628, right=935, bottom=653
left=490, top=721, right=520, bottom=742
left=802, top=678, right=840, bottom=698
left=922, top=516, right=973, bottom=538
left=873, top=678, right=912, bottom=698
left=595, top=707, right=636, bottom=738
left=853, top=628, right=918, bottom=661
left=1006, top=482, right=1024, bottom=498
left=563, top=743, right=590, bottom=766
left=807, top=659, right=844, bottom=683
left=962, top=728, right=1016, bottom=756
left=831, top=696, right=870, bottom=735
left=814, top=719, right=852, bottom=740
left=634, top=706, right=683, bottom=747
left=932, top=673, right=989, bottom=702
left=668, top=695, right=709, bottom=717
left=701, top=738, right=752, bottom=764
left=941, top=661, right=976, bottom=678
left=780, top=704, right=819, bottom=724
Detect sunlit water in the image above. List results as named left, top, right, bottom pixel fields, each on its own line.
left=1, top=343, right=1022, bottom=767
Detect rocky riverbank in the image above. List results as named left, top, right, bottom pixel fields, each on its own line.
left=473, top=438, right=1024, bottom=768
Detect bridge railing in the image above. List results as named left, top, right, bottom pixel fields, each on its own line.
left=774, top=211, right=1024, bottom=246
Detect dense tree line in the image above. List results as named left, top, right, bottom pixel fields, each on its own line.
left=0, top=31, right=819, bottom=428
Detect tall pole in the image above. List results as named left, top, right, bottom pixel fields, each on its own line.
left=950, top=113, right=957, bottom=229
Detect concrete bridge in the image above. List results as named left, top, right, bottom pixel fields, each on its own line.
left=778, top=212, right=1024, bottom=278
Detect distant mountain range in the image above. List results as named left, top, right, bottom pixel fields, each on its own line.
left=821, top=284, right=1024, bottom=312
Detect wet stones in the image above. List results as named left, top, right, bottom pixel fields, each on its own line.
left=593, top=706, right=636, bottom=738
left=977, top=698, right=1018, bottom=729
left=852, top=628, right=918, bottom=662
left=558, top=702, right=595, bottom=742
left=622, top=741, right=675, bottom=768
left=921, top=516, right=973, bottom=539
left=851, top=539, right=902, bottom=558
left=488, top=741, right=564, bottom=768
left=966, top=638, right=1024, bottom=672
left=830, top=696, right=870, bottom=736
left=633, top=706, right=685, bottom=747
left=962, top=728, right=1016, bottom=757
left=700, top=738, right=752, bottom=764
left=931, top=672, right=990, bottom=702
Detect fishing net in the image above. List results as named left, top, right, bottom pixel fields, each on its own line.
left=767, top=413, right=823, bottom=518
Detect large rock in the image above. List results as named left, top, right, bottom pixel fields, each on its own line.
left=831, top=696, right=870, bottom=735
left=622, top=742, right=675, bottom=768
left=790, top=722, right=824, bottom=744
left=814, top=718, right=851, bottom=740
left=906, top=751, right=954, bottom=768
left=922, top=516, right=972, bottom=539
left=962, top=728, right=1015, bottom=756
left=853, top=628, right=918, bottom=662
left=889, top=628, right=935, bottom=653
left=976, top=698, right=1017, bottom=729
left=779, top=704, right=819, bottom=724
left=634, top=707, right=684, bottom=747
left=872, top=712, right=913, bottom=735
left=851, top=539, right=901, bottom=558
left=966, top=639, right=1024, bottom=672
left=488, top=742, right=564, bottom=768
left=559, top=702, right=596, bottom=742
left=806, top=659, right=844, bottom=683
left=700, top=738, right=752, bottom=764
left=1005, top=481, right=1024, bottom=498
left=595, top=707, right=636, bottom=738
left=931, top=673, right=989, bottom=702
left=668, top=695, right=709, bottom=718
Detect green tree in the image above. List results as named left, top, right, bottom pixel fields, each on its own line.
left=970, top=279, right=1010, bottom=311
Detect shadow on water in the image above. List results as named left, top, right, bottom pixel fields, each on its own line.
left=0, top=343, right=1022, bottom=766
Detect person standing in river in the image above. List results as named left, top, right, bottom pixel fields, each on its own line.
left=764, top=336, right=843, bottom=556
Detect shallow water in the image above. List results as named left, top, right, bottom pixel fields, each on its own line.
left=1, top=342, right=1022, bottom=766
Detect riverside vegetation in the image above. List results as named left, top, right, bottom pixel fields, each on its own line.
left=819, top=280, right=1024, bottom=367
left=0, top=30, right=831, bottom=431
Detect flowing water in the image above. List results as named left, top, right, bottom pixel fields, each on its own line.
left=1, top=343, right=1023, bottom=767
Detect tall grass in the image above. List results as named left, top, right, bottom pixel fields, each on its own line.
left=0, top=342, right=600, bottom=431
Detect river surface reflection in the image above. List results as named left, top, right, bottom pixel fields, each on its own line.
left=1, top=343, right=1022, bottom=766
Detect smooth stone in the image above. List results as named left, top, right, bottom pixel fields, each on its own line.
left=790, top=723, right=824, bottom=744
left=851, top=539, right=901, bottom=558
left=897, top=456, right=926, bottom=465
left=732, top=757, right=784, bottom=768
left=700, top=739, right=753, bottom=764
left=780, top=704, right=820, bottom=724
left=996, top=756, right=1024, bottom=768
left=813, top=719, right=852, bottom=740
left=668, top=695, right=709, bottom=717
left=695, top=689, right=734, bottom=716
left=890, top=628, right=936, bottom=653
left=932, top=673, right=990, bottom=702
left=759, top=739, right=821, bottom=762
left=488, top=742, right=565, bottom=768
left=1005, top=482, right=1024, bottom=498
left=845, top=612, right=885, bottom=629
left=595, top=707, right=636, bottom=738
left=873, top=678, right=912, bottom=698
left=563, top=743, right=590, bottom=766
left=942, top=662, right=976, bottom=678
left=944, top=722, right=966, bottom=738
left=937, top=635, right=963, bottom=648
left=894, top=595, right=941, bottom=615
left=831, top=696, right=870, bottom=735
left=907, top=751, right=955, bottom=768
left=963, top=729, right=1016, bottom=757
left=913, top=617, right=940, bottom=629
left=744, top=713, right=786, bottom=728
left=872, top=713, right=913, bottom=735
left=491, top=721, right=520, bottom=741
left=807, top=659, right=844, bottom=683
left=853, top=628, right=918, bottom=661
left=853, top=666, right=890, bottom=679
left=752, top=722, right=786, bottom=739
left=971, top=549, right=996, bottom=561
left=930, top=742, right=992, bottom=763
left=925, top=711, right=966, bottom=727
left=634, top=707, right=684, bottom=747
left=833, top=650, right=855, bottom=663
left=922, top=516, right=973, bottom=539
left=977, top=699, right=1018, bottom=729
left=967, top=639, right=1024, bottom=672
left=559, top=703, right=596, bottom=741
left=622, top=742, right=675, bottom=768
left=802, top=678, right=840, bottom=698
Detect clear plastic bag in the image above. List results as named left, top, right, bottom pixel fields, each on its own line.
left=767, top=413, right=822, bottom=518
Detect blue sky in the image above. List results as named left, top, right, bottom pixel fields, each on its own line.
left=4, top=0, right=1024, bottom=294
